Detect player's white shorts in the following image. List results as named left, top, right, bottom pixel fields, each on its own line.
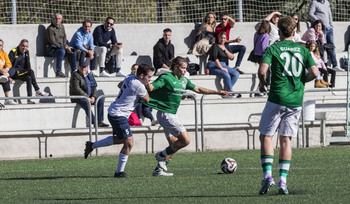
left=259, top=101, right=301, bottom=137
left=157, top=111, right=186, bottom=138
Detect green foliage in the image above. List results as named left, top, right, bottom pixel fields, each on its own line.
left=0, top=146, right=349, bottom=203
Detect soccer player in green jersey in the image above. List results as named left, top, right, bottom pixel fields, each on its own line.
left=145, top=56, right=228, bottom=176
left=257, top=16, right=319, bottom=195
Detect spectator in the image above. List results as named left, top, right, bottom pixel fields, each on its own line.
left=0, top=39, right=17, bottom=105
left=215, top=12, right=246, bottom=74
left=291, top=13, right=305, bottom=44
left=69, top=19, right=97, bottom=75
left=306, top=41, right=336, bottom=90
left=93, top=17, right=125, bottom=77
left=45, top=13, right=77, bottom=78
left=264, top=11, right=282, bottom=45
left=9, top=39, right=49, bottom=104
left=308, top=0, right=341, bottom=70
left=153, top=28, right=174, bottom=75
left=191, top=12, right=216, bottom=56
left=69, top=61, right=108, bottom=127
left=206, top=32, right=240, bottom=98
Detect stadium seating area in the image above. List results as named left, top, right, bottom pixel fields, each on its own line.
left=0, top=22, right=349, bottom=159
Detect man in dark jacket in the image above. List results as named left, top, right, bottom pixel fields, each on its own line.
left=153, top=28, right=174, bottom=75
left=69, top=61, right=108, bottom=127
left=9, top=39, right=48, bottom=104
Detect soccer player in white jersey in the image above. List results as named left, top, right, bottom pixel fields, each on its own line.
left=84, top=63, right=155, bottom=178
left=258, top=16, right=318, bottom=195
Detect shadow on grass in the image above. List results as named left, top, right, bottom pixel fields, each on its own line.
left=0, top=175, right=111, bottom=180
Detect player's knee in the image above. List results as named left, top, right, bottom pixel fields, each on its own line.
left=125, top=137, right=134, bottom=148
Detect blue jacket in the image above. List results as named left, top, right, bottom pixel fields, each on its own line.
left=69, top=27, right=94, bottom=51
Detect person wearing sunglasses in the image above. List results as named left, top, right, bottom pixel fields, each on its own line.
left=93, top=17, right=125, bottom=77
left=215, top=12, right=246, bottom=74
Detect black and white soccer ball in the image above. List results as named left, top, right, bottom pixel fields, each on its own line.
left=221, top=158, right=237, bottom=174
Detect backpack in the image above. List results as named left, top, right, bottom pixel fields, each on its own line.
left=187, top=63, right=200, bottom=75
left=104, top=49, right=116, bottom=74
left=340, top=57, right=348, bottom=69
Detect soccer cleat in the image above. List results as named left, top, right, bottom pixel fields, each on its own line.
left=114, top=171, right=129, bottom=178
left=36, top=89, right=49, bottom=96
left=155, top=152, right=167, bottom=171
left=152, top=168, right=174, bottom=176
left=0, top=75, right=8, bottom=83
left=116, top=71, right=126, bottom=77
left=259, top=177, right=275, bottom=195
left=84, top=141, right=93, bottom=159
left=4, top=99, right=17, bottom=105
left=278, top=181, right=289, bottom=195
left=99, top=71, right=110, bottom=77
left=55, top=71, right=66, bottom=78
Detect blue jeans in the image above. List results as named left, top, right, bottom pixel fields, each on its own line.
left=50, top=48, right=77, bottom=72
left=206, top=61, right=240, bottom=91
left=80, top=51, right=97, bottom=70
left=324, top=27, right=337, bottom=67
left=229, top=44, right=246, bottom=67
left=72, top=98, right=104, bottom=123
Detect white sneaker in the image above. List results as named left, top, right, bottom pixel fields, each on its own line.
left=36, top=89, right=49, bottom=96
left=4, top=100, right=17, bottom=105
left=27, top=99, right=35, bottom=104
left=99, top=70, right=110, bottom=77
left=155, top=152, right=167, bottom=171
left=0, top=75, right=8, bottom=83
left=152, top=169, right=173, bottom=177
left=90, top=70, right=99, bottom=77
left=116, top=71, right=126, bottom=77
left=333, top=66, right=344, bottom=72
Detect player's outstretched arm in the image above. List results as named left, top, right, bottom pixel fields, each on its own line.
left=305, top=65, right=319, bottom=82
left=192, top=86, right=228, bottom=96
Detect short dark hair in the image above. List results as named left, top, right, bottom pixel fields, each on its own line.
left=170, top=56, right=188, bottom=71
left=277, top=16, right=295, bottom=38
left=20, top=39, right=29, bottom=45
left=163, top=28, right=172, bottom=33
left=105, top=17, right=115, bottom=23
left=83, top=19, right=92, bottom=26
left=136, top=63, right=155, bottom=76
left=219, top=11, right=229, bottom=18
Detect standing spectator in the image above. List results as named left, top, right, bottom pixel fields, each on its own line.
left=0, top=39, right=17, bottom=105
left=215, top=12, right=246, bottom=74
left=206, top=32, right=240, bottom=98
left=308, top=0, right=341, bottom=70
left=153, top=28, right=174, bottom=76
left=257, top=16, right=318, bottom=195
left=9, top=39, right=49, bottom=104
left=69, top=61, right=108, bottom=128
left=45, top=13, right=77, bottom=78
left=93, top=17, right=125, bottom=77
left=146, top=56, right=228, bottom=176
left=264, top=11, right=282, bottom=45
left=69, top=19, right=97, bottom=76
left=84, top=64, right=155, bottom=178
left=191, top=12, right=216, bottom=56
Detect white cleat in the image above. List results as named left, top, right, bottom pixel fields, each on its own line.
left=155, top=152, right=167, bottom=171
left=152, top=169, right=173, bottom=177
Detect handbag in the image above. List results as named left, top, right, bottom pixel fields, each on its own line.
left=247, top=35, right=262, bottom=63
left=192, top=38, right=212, bottom=56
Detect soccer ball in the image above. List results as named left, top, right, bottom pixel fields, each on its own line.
left=221, top=158, right=237, bottom=174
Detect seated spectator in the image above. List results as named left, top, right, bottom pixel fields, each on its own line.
left=264, top=11, right=282, bottom=45
left=215, top=12, right=246, bottom=74
left=291, top=13, right=305, bottom=44
left=9, top=39, right=49, bottom=104
left=301, top=20, right=326, bottom=45
left=153, top=28, right=174, bottom=76
left=45, top=13, right=77, bottom=78
left=206, top=32, right=240, bottom=98
left=0, top=39, right=17, bottom=105
left=69, top=19, right=97, bottom=75
left=93, top=17, right=125, bottom=77
left=306, top=41, right=336, bottom=90
left=69, top=61, right=108, bottom=127
left=191, top=12, right=216, bottom=56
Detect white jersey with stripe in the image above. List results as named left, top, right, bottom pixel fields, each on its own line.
left=108, top=75, right=147, bottom=118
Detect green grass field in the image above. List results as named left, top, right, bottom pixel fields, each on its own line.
left=0, top=146, right=349, bottom=203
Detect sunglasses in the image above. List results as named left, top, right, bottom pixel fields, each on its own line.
left=106, top=22, right=114, bottom=26
left=221, top=18, right=228, bottom=21
left=293, top=18, right=298, bottom=20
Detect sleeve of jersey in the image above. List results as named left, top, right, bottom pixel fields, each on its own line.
left=151, top=75, right=166, bottom=90
left=186, top=78, right=196, bottom=90
left=136, top=82, right=148, bottom=99
left=261, top=46, right=272, bottom=65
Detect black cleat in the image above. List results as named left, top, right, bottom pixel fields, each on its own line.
left=84, top=141, right=93, bottom=159
left=114, top=172, right=129, bottom=178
